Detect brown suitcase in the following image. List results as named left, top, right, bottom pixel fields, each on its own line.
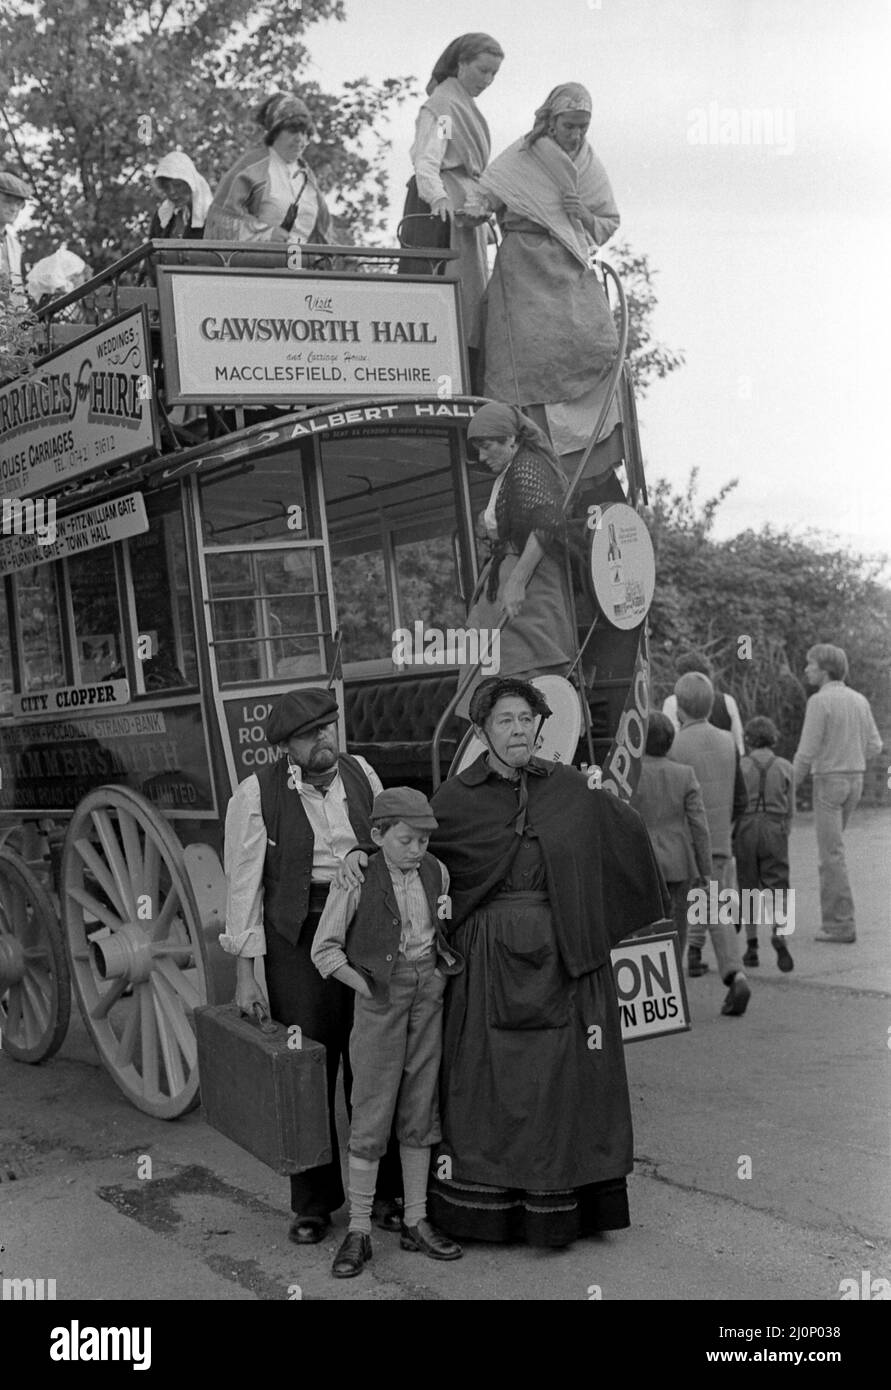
left=195, top=1004, right=330, bottom=1175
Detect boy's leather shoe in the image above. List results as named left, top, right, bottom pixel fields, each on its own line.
left=371, top=1197, right=403, bottom=1232
left=400, top=1218, right=463, bottom=1260
left=742, top=945, right=759, bottom=967
left=332, top=1231, right=372, bottom=1278
left=721, top=973, right=751, bottom=1017
left=288, top=1216, right=330, bottom=1245
left=815, top=929, right=856, bottom=943
left=773, top=940, right=794, bottom=972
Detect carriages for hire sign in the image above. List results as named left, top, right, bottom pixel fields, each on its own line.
left=0, top=310, right=158, bottom=499
left=158, top=269, right=467, bottom=404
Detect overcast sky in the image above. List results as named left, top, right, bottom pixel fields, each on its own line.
left=303, top=0, right=890, bottom=564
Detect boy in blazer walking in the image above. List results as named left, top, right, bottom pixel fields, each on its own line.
left=312, top=787, right=464, bottom=1277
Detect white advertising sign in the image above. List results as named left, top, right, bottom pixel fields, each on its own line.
left=590, top=502, right=656, bottom=631
left=0, top=311, right=158, bottom=499
left=158, top=270, right=467, bottom=403
left=611, top=931, right=690, bottom=1043
left=0, top=491, right=148, bottom=575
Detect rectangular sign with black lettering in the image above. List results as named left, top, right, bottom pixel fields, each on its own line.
left=611, top=931, right=691, bottom=1042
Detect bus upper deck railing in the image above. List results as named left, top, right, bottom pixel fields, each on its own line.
left=34, top=239, right=460, bottom=349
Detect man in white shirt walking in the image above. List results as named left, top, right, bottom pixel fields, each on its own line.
left=793, top=645, right=883, bottom=942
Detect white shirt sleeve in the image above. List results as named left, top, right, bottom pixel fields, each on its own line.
left=411, top=108, right=450, bottom=208
left=220, top=776, right=268, bottom=958
left=353, top=755, right=384, bottom=799
left=725, top=694, right=746, bottom=755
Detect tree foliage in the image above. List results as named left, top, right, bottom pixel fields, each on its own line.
left=0, top=0, right=414, bottom=270
left=607, top=238, right=686, bottom=398
left=644, top=469, right=891, bottom=764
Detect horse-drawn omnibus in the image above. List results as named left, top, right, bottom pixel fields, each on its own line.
left=0, top=237, right=663, bottom=1121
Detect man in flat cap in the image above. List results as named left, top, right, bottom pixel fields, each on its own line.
left=221, top=688, right=402, bottom=1243
left=0, top=171, right=29, bottom=305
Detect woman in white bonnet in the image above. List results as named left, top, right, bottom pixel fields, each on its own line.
left=27, top=247, right=92, bottom=322
left=149, top=150, right=213, bottom=240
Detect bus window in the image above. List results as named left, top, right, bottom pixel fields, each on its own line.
left=68, top=549, right=124, bottom=685
left=14, top=564, right=66, bottom=693
left=0, top=588, right=14, bottom=714
left=200, top=449, right=331, bottom=689
left=199, top=451, right=313, bottom=544
left=127, top=494, right=198, bottom=692
left=204, top=549, right=331, bottom=687
left=322, top=431, right=469, bottom=670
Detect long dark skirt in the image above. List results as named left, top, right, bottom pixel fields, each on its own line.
left=428, top=891, right=633, bottom=1246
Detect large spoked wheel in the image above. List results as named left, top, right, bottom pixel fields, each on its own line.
left=61, top=786, right=209, bottom=1119
left=0, top=845, right=70, bottom=1063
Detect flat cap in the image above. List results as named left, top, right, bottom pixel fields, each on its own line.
left=371, top=787, right=438, bottom=830
left=265, top=688, right=339, bottom=745
left=0, top=171, right=29, bottom=201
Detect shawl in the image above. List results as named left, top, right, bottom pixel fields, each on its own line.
left=430, top=757, right=670, bottom=976
left=205, top=145, right=331, bottom=243
left=153, top=151, right=213, bottom=230
left=478, top=133, right=618, bottom=265
left=416, top=76, right=490, bottom=180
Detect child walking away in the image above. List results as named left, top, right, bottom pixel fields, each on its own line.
left=311, top=787, right=464, bottom=1277
left=733, top=717, right=794, bottom=972
left=630, top=712, right=713, bottom=963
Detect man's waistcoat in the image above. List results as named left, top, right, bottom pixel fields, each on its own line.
left=256, top=753, right=374, bottom=945
left=346, top=852, right=460, bottom=1001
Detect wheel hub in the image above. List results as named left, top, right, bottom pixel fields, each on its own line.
left=90, top=923, right=155, bottom=985
left=0, top=934, right=26, bottom=988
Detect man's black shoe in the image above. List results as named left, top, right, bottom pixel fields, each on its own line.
left=372, top=1197, right=403, bottom=1233
left=288, top=1216, right=330, bottom=1245
left=332, top=1231, right=372, bottom=1278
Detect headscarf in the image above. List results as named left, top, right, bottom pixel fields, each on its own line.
left=152, top=151, right=213, bottom=229
left=526, top=82, right=593, bottom=145
left=426, top=32, right=504, bottom=95
left=256, top=92, right=316, bottom=139
left=26, top=248, right=89, bottom=302
left=467, top=401, right=566, bottom=484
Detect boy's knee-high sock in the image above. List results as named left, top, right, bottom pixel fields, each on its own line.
left=348, top=1154, right=379, bottom=1234
left=400, top=1144, right=431, bottom=1228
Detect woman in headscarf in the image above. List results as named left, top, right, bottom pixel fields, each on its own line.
left=148, top=151, right=213, bottom=240
left=404, top=34, right=504, bottom=358
left=206, top=93, right=333, bottom=259
left=464, top=84, right=624, bottom=502
left=455, top=400, right=576, bottom=718
left=428, top=675, right=669, bottom=1247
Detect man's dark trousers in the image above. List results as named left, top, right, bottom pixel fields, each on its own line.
left=264, top=904, right=401, bottom=1219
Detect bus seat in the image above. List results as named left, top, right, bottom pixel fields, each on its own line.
left=344, top=672, right=464, bottom=790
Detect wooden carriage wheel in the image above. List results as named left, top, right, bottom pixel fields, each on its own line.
left=0, top=845, right=70, bottom=1063
left=61, top=786, right=214, bottom=1119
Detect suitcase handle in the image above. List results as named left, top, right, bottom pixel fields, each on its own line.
left=243, top=1001, right=278, bottom=1036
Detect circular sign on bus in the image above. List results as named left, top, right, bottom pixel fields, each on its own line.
left=588, top=502, right=655, bottom=631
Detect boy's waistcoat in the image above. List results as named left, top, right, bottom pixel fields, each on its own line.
left=257, top=753, right=374, bottom=945
left=347, top=851, right=463, bottom=1001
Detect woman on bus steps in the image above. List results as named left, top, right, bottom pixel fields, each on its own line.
left=404, top=33, right=504, bottom=375
left=206, top=93, right=333, bottom=262
left=455, top=401, right=577, bottom=719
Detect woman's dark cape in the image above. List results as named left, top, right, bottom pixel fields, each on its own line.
left=430, top=756, right=670, bottom=976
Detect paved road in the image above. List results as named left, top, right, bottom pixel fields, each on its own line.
left=1, top=809, right=888, bottom=1302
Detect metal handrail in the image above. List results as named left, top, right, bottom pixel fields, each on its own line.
left=428, top=259, right=631, bottom=790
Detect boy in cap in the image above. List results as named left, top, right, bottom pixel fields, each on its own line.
left=733, top=716, right=794, bottom=971
left=311, top=786, right=464, bottom=1277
